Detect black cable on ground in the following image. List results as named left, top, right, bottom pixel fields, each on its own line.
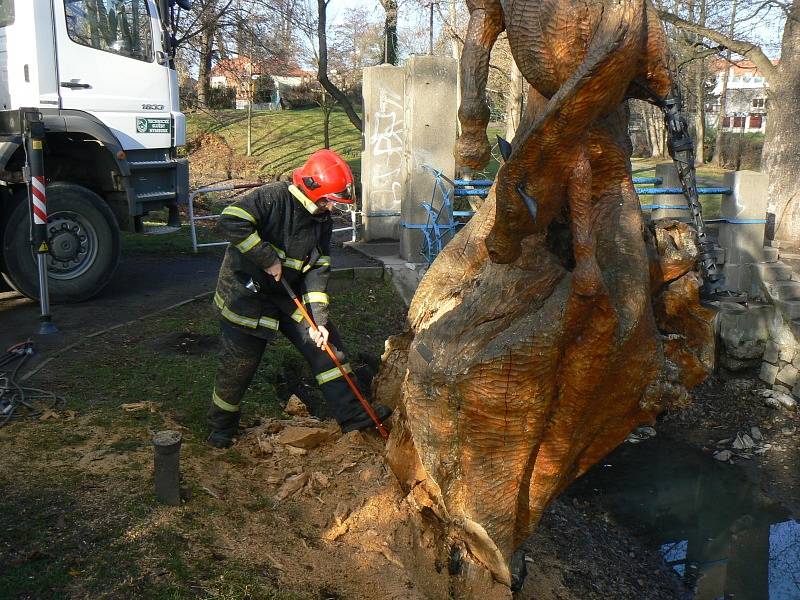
left=0, top=340, right=65, bottom=427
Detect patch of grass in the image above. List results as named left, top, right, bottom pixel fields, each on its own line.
left=186, top=107, right=363, bottom=180
left=631, top=157, right=729, bottom=218
left=122, top=223, right=225, bottom=257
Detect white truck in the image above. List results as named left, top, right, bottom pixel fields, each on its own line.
left=0, top=0, right=190, bottom=302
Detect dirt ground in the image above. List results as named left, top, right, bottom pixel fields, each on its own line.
left=2, top=269, right=797, bottom=598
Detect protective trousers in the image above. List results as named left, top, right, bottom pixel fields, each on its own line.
left=207, top=318, right=366, bottom=435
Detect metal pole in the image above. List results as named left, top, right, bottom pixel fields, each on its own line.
left=429, top=3, right=434, bottom=55
left=23, top=111, right=57, bottom=335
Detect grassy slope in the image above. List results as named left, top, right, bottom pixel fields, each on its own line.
left=186, top=107, right=363, bottom=180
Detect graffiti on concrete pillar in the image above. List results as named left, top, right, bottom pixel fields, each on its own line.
left=369, top=88, right=405, bottom=209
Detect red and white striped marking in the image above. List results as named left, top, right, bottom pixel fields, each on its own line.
left=31, top=176, right=47, bottom=225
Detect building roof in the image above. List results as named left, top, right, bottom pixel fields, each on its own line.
left=211, top=57, right=312, bottom=80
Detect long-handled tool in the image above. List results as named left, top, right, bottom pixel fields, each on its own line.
left=280, top=278, right=389, bottom=439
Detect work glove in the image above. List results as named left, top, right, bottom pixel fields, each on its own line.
left=265, top=260, right=282, bottom=282
left=309, top=326, right=329, bottom=349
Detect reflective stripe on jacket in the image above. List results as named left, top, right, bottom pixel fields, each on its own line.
left=213, top=181, right=333, bottom=333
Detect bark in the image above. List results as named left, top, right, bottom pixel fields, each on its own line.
left=505, top=61, right=524, bottom=141
left=379, top=0, right=714, bottom=594
left=712, top=0, right=736, bottom=167
left=196, top=26, right=214, bottom=108
left=379, top=0, right=398, bottom=65
left=693, top=0, right=706, bottom=165
left=316, top=0, right=362, bottom=132
left=764, top=0, right=800, bottom=244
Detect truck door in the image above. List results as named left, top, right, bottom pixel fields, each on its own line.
left=53, top=0, right=174, bottom=151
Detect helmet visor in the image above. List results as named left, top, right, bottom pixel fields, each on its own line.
left=323, top=183, right=354, bottom=203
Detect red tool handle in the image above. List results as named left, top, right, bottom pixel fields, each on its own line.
left=281, top=279, right=389, bottom=439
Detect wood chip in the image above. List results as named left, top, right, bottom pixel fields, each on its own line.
left=274, top=472, right=309, bottom=501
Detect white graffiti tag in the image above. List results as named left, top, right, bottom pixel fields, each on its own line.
left=369, top=88, right=405, bottom=208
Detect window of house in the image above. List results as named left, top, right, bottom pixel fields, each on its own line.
left=750, top=115, right=763, bottom=129
left=733, top=116, right=746, bottom=128
left=752, top=98, right=766, bottom=108
left=64, top=0, right=153, bottom=62
left=723, top=117, right=731, bottom=128
left=0, top=0, right=14, bottom=27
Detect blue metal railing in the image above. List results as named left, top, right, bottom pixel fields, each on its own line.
left=406, top=168, right=762, bottom=263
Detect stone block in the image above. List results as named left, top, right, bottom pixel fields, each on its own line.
left=779, top=343, right=797, bottom=363
left=762, top=246, right=780, bottom=262
left=754, top=262, right=793, bottom=282
left=718, top=223, right=766, bottom=264
left=793, top=381, right=800, bottom=399
left=793, top=354, right=800, bottom=370
left=763, top=340, right=780, bottom=364
left=760, top=361, right=779, bottom=385
left=720, top=263, right=753, bottom=294
left=650, top=164, right=691, bottom=221
left=777, top=300, right=800, bottom=320
left=361, top=64, right=406, bottom=241
left=769, top=311, right=799, bottom=347
left=774, top=384, right=791, bottom=395
left=776, top=364, right=799, bottom=388
left=763, top=281, right=800, bottom=303
left=718, top=303, right=772, bottom=350
left=400, top=56, right=458, bottom=260
left=721, top=170, right=770, bottom=220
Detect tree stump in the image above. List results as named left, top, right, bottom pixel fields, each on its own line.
left=374, top=0, right=716, bottom=594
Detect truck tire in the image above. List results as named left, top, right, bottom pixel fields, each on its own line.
left=2, top=182, right=121, bottom=303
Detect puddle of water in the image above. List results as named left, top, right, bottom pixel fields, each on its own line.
left=569, top=438, right=800, bottom=600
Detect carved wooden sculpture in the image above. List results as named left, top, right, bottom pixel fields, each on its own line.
left=375, top=0, right=715, bottom=595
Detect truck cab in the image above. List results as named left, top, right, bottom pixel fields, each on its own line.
left=0, top=0, right=189, bottom=302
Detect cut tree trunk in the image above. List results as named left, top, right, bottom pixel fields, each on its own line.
left=377, top=0, right=716, bottom=595
left=764, top=0, right=800, bottom=245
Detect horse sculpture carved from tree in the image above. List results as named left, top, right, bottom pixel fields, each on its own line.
left=374, top=0, right=716, bottom=595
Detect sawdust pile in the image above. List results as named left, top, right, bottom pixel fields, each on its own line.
left=189, top=408, right=454, bottom=599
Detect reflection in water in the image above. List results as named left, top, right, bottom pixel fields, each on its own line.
left=569, top=438, right=800, bottom=600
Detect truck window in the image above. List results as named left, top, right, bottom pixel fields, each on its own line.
left=0, top=0, right=14, bottom=28
left=64, top=0, right=154, bottom=62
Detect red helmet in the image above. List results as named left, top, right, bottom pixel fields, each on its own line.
left=292, top=149, right=355, bottom=204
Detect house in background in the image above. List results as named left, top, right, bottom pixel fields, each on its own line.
left=210, top=57, right=312, bottom=109
left=706, top=59, right=777, bottom=134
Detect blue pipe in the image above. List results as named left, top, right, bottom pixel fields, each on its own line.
left=635, top=187, right=731, bottom=195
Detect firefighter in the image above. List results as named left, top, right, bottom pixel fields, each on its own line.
left=206, top=149, right=392, bottom=448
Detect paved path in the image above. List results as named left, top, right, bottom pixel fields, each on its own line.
left=0, top=245, right=377, bottom=373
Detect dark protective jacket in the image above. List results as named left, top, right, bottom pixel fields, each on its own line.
left=213, top=181, right=333, bottom=338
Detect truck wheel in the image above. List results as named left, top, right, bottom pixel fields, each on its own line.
left=2, top=182, right=121, bottom=303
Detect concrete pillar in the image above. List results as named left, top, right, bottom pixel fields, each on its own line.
left=400, top=56, right=458, bottom=261
left=718, top=170, right=769, bottom=293
left=650, top=163, right=687, bottom=221
left=361, top=65, right=406, bottom=241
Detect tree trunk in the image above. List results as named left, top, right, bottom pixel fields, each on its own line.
left=713, top=59, right=731, bottom=167
left=644, top=102, right=667, bottom=158
left=694, top=57, right=705, bottom=165
left=377, top=2, right=714, bottom=593
left=712, top=0, right=736, bottom=167
left=196, top=26, right=214, bottom=108
left=379, top=0, right=398, bottom=65
left=764, top=0, right=800, bottom=245
left=317, top=0, right=363, bottom=132
left=505, top=61, right=524, bottom=141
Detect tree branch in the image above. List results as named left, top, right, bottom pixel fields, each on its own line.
left=658, top=10, right=778, bottom=82
left=317, top=0, right=363, bottom=131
